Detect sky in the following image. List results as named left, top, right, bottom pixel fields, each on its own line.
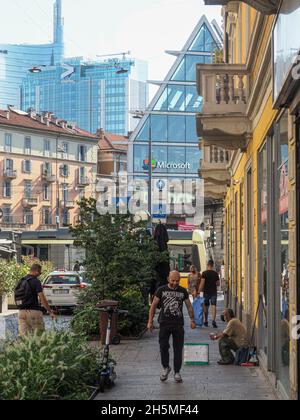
left=0, top=0, right=222, bottom=91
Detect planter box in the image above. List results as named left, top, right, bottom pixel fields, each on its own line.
left=0, top=313, right=72, bottom=341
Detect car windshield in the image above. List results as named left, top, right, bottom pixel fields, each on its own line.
left=45, top=275, right=80, bottom=285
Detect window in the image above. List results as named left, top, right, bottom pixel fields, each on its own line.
left=3, top=181, right=12, bottom=198
left=24, top=210, right=33, bottom=225
left=62, top=209, right=70, bottom=226
left=5, top=158, right=13, bottom=172
left=134, top=145, right=148, bottom=172
left=60, top=164, right=69, bottom=178
left=151, top=115, right=168, bottom=142
left=61, top=142, right=69, bottom=159
left=24, top=137, right=31, bottom=155
left=42, top=208, right=52, bottom=225
left=42, top=162, right=52, bottom=176
left=78, top=145, right=87, bottom=162
left=44, top=139, right=51, bottom=157
left=24, top=181, right=32, bottom=198
left=3, top=206, right=12, bottom=224
left=168, top=115, right=186, bottom=142
left=43, top=184, right=50, bottom=201
left=189, top=24, right=217, bottom=52
left=5, top=133, right=12, bottom=153
left=62, top=184, right=69, bottom=203
left=22, top=160, right=32, bottom=174
left=186, top=116, right=198, bottom=143
left=79, top=187, right=86, bottom=200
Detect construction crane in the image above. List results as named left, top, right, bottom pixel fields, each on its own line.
left=97, top=51, right=131, bottom=60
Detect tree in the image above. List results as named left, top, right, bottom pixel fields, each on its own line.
left=71, top=198, right=167, bottom=336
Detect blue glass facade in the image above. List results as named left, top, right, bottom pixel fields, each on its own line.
left=129, top=16, right=222, bottom=188
left=0, top=0, right=64, bottom=109
left=21, top=57, right=148, bottom=135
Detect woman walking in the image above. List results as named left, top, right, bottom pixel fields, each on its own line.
left=188, top=266, right=201, bottom=300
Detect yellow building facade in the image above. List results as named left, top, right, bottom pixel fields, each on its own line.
left=198, top=1, right=300, bottom=399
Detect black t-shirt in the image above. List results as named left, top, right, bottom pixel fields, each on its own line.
left=201, top=270, right=219, bottom=295
left=156, top=285, right=189, bottom=326
left=21, top=276, right=43, bottom=312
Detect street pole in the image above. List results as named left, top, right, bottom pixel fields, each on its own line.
left=56, top=136, right=60, bottom=231
left=148, top=119, right=152, bottom=230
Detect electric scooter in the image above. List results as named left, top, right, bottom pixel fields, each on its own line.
left=96, top=306, right=129, bottom=393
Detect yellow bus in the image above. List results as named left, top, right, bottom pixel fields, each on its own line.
left=168, top=230, right=208, bottom=289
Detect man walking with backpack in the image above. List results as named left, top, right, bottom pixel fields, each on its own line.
left=15, top=264, right=56, bottom=336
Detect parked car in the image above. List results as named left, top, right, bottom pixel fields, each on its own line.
left=42, top=271, right=91, bottom=310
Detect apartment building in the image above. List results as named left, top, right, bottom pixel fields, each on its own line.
left=198, top=0, right=300, bottom=399
left=0, top=107, right=98, bottom=232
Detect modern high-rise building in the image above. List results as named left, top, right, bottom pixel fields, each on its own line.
left=0, top=0, right=64, bottom=109
left=21, top=56, right=148, bottom=135
left=128, top=16, right=222, bottom=226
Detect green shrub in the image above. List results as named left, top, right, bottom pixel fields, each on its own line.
left=71, top=302, right=99, bottom=338
left=118, top=288, right=148, bottom=337
left=0, top=331, right=102, bottom=400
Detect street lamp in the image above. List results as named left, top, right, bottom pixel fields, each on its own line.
left=131, top=111, right=153, bottom=229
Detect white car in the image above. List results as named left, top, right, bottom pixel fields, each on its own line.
left=42, top=271, right=91, bottom=309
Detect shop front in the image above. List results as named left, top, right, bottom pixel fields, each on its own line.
left=269, top=0, right=300, bottom=399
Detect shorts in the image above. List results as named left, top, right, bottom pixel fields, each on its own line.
left=18, top=310, right=45, bottom=337
left=204, top=294, right=217, bottom=307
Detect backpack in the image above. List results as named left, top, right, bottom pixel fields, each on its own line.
left=14, top=276, right=35, bottom=309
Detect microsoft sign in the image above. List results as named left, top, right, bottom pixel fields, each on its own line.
left=143, top=160, right=191, bottom=171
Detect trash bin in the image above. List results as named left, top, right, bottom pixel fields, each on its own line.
left=98, top=300, right=119, bottom=345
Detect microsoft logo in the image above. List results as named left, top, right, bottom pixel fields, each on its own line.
left=143, top=160, right=157, bottom=171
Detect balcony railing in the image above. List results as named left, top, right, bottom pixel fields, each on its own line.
left=3, top=169, right=17, bottom=179
left=77, top=176, right=90, bottom=187
left=197, top=64, right=250, bottom=115
left=197, top=64, right=252, bottom=150
left=61, top=201, right=76, bottom=209
left=199, top=145, right=231, bottom=187
left=22, top=197, right=38, bottom=208
left=1, top=217, right=26, bottom=229
left=41, top=172, right=56, bottom=183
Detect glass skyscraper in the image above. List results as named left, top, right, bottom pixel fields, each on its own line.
left=128, top=16, right=222, bottom=223
left=0, top=0, right=64, bottom=109
left=21, top=56, right=148, bottom=135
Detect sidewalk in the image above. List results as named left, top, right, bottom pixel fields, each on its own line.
left=96, top=297, right=277, bottom=401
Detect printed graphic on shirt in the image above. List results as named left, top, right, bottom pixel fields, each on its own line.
left=161, top=290, right=186, bottom=318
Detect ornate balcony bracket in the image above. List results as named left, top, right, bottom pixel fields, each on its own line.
left=204, top=181, right=228, bottom=200
left=197, top=114, right=251, bottom=151
left=203, top=0, right=280, bottom=15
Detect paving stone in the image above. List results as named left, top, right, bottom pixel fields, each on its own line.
left=96, top=301, right=277, bottom=401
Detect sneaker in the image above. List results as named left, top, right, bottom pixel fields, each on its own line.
left=212, top=321, right=218, bottom=329
left=174, top=373, right=183, bottom=383
left=160, top=367, right=171, bottom=382
left=204, top=322, right=209, bottom=328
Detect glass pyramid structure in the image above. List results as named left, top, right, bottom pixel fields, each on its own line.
left=128, top=16, right=222, bottom=223
left=129, top=16, right=222, bottom=179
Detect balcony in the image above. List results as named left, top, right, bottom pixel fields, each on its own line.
left=61, top=201, right=76, bottom=209
left=22, top=197, right=38, bottom=208
left=77, top=176, right=90, bottom=187
left=39, top=224, right=57, bottom=231
left=41, top=172, right=56, bottom=183
left=203, top=0, right=280, bottom=15
left=1, top=217, right=26, bottom=230
left=197, top=64, right=252, bottom=150
left=199, top=145, right=231, bottom=186
left=3, top=169, right=17, bottom=180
